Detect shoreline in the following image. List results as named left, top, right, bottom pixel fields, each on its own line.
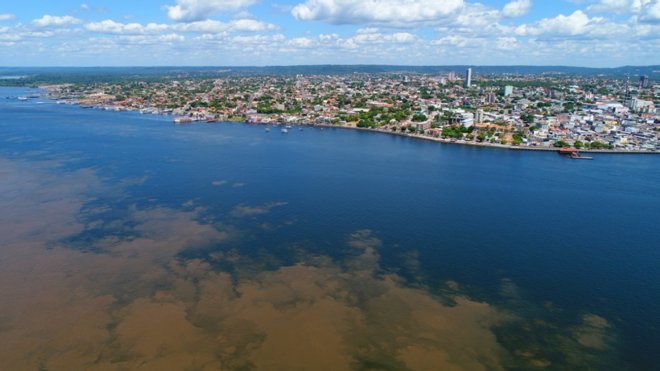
left=310, top=124, right=659, bottom=155
left=33, top=87, right=660, bottom=155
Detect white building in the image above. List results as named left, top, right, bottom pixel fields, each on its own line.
left=475, top=109, right=484, bottom=124
left=460, top=112, right=474, bottom=128
left=630, top=98, right=655, bottom=113
left=465, top=68, right=472, bottom=88
left=504, top=85, right=513, bottom=96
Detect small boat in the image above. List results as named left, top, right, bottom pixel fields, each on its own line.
left=281, top=128, right=288, bottom=133
left=265, top=128, right=271, bottom=132
left=285, top=125, right=292, bottom=129
left=17, top=96, right=28, bottom=101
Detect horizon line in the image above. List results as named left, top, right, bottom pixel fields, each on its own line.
left=1, top=64, right=658, bottom=70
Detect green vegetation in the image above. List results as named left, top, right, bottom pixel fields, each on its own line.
left=411, top=113, right=428, bottom=122
left=441, top=125, right=473, bottom=139
left=586, top=141, right=614, bottom=150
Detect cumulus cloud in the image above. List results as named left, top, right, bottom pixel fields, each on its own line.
left=291, top=0, right=464, bottom=25
left=165, top=0, right=258, bottom=22
left=502, top=0, right=532, bottom=18
left=0, top=13, right=15, bottom=21
left=33, top=15, right=81, bottom=27
left=639, top=0, right=660, bottom=22
left=516, top=10, right=596, bottom=36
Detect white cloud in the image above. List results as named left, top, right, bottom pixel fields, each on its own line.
left=229, top=18, right=278, bottom=31
left=496, top=36, right=518, bottom=50
left=291, top=0, right=464, bottom=25
left=588, top=0, right=639, bottom=13
left=85, top=18, right=276, bottom=35
left=289, top=37, right=314, bottom=47
left=502, top=0, right=532, bottom=18
left=0, top=13, right=16, bottom=21
left=33, top=15, right=81, bottom=27
left=85, top=20, right=169, bottom=34
left=176, top=18, right=278, bottom=32
left=640, top=0, right=660, bottom=22
left=165, top=0, right=258, bottom=22
left=437, top=3, right=510, bottom=37
left=516, top=10, right=592, bottom=36
left=117, top=33, right=186, bottom=45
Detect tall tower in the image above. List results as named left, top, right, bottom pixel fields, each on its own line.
left=465, top=68, right=472, bottom=88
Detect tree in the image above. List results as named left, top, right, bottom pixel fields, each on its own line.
left=521, top=112, right=535, bottom=124
left=512, top=133, right=523, bottom=145
left=411, top=113, right=428, bottom=122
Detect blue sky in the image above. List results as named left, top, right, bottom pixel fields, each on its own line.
left=0, top=0, right=658, bottom=66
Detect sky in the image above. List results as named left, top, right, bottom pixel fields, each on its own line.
left=0, top=0, right=658, bottom=67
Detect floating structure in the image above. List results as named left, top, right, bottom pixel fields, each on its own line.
left=558, top=147, right=593, bottom=160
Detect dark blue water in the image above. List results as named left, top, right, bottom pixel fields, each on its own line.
left=1, top=87, right=659, bottom=370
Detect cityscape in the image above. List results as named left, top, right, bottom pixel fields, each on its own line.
left=46, top=68, right=658, bottom=152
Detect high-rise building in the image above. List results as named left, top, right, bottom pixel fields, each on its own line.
left=504, top=85, right=514, bottom=96
left=465, top=68, right=472, bottom=88
left=486, top=92, right=496, bottom=104
left=475, top=109, right=484, bottom=124
left=639, top=75, right=649, bottom=89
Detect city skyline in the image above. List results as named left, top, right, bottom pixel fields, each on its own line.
left=0, top=0, right=659, bottom=67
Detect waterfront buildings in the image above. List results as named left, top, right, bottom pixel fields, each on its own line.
left=46, top=71, right=659, bottom=151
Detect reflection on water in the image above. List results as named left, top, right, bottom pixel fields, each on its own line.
left=0, top=157, right=620, bottom=370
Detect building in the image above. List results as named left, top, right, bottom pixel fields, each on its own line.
left=486, top=92, right=496, bottom=104
left=639, top=75, right=649, bottom=89
left=504, top=85, right=514, bottom=96
left=630, top=97, right=655, bottom=113
left=475, top=109, right=484, bottom=124
left=465, top=68, right=472, bottom=88
left=461, top=112, right=474, bottom=128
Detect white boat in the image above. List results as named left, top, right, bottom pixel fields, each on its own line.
left=17, top=96, right=28, bottom=101
left=281, top=128, right=289, bottom=133
left=265, top=128, right=271, bottom=132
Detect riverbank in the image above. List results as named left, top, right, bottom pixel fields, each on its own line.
left=311, top=124, right=660, bottom=155
left=37, top=88, right=660, bottom=155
